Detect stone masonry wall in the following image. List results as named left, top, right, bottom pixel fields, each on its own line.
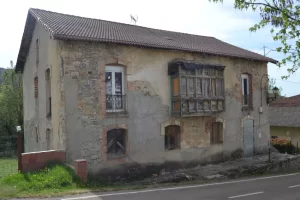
left=58, top=40, right=269, bottom=176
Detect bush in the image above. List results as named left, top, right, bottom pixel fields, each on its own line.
left=271, top=138, right=295, bottom=154
left=0, top=164, right=79, bottom=192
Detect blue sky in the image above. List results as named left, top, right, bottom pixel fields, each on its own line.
left=0, top=0, right=299, bottom=96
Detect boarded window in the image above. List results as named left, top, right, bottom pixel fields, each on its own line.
left=107, top=129, right=126, bottom=159
left=172, top=77, right=179, bottom=96
left=211, top=122, right=223, bottom=144
left=165, top=125, right=180, bottom=150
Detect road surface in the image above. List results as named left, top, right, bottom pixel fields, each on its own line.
left=16, top=173, right=300, bottom=200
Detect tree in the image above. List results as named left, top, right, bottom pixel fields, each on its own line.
left=209, top=0, right=300, bottom=78
left=268, top=77, right=284, bottom=96
left=0, top=62, right=23, bottom=135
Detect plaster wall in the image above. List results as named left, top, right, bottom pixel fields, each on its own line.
left=58, top=41, right=270, bottom=175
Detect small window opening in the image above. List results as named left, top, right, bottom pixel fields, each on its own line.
left=34, top=76, right=38, bottom=98
left=211, top=122, right=223, bottom=144
left=241, top=74, right=252, bottom=107
left=46, top=69, right=51, bottom=117
left=46, top=129, right=51, bottom=150
left=165, top=125, right=181, bottom=150
left=107, top=129, right=126, bottom=159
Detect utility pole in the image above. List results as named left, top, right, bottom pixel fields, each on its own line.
left=263, top=46, right=266, bottom=56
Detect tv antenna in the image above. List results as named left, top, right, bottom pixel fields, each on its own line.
left=130, top=14, right=138, bottom=25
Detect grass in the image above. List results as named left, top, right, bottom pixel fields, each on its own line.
left=0, top=157, right=18, bottom=179
left=1, top=160, right=300, bottom=199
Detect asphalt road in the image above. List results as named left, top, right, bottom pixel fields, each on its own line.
left=17, top=173, right=300, bottom=200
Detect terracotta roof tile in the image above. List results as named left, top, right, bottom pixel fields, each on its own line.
left=270, top=95, right=300, bottom=107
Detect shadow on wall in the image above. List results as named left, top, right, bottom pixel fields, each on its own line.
left=92, top=146, right=243, bottom=182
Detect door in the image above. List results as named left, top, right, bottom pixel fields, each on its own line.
left=243, top=119, right=254, bottom=157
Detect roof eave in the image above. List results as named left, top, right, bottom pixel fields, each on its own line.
left=54, top=34, right=277, bottom=64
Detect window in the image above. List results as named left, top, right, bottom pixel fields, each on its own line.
left=35, top=126, right=39, bottom=143
left=241, top=74, right=252, bottom=107
left=170, top=61, right=225, bottom=116
left=165, top=125, right=181, bottom=150
left=105, top=66, right=125, bottom=112
left=46, top=129, right=51, bottom=150
left=45, top=69, right=51, bottom=117
left=107, top=129, right=126, bottom=159
left=34, top=77, right=38, bottom=98
left=36, top=39, right=39, bottom=65
left=211, top=122, right=223, bottom=144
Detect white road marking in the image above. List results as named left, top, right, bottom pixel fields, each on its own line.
left=289, top=184, right=300, bottom=188
left=61, top=173, right=300, bottom=200
left=228, top=191, right=264, bottom=199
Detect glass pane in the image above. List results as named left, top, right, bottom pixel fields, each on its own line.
left=197, top=101, right=203, bottom=111
left=115, top=72, right=122, bottom=95
left=218, top=101, right=223, bottom=111
left=204, top=68, right=209, bottom=76
left=180, top=77, right=187, bottom=96
left=196, top=78, right=202, bottom=95
left=172, top=77, right=179, bottom=96
left=211, top=79, right=216, bottom=97
left=211, top=100, right=217, bottom=111
left=203, top=78, right=210, bottom=97
left=106, top=72, right=112, bottom=95
left=181, top=100, right=188, bottom=113
left=211, top=69, right=216, bottom=76
left=217, top=69, right=223, bottom=77
left=187, top=78, right=194, bottom=96
left=189, top=100, right=196, bottom=112
left=243, top=78, right=248, bottom=95
left=204, top=100, right=210, bottom=111
left=198, top=68, right=203, bottom=75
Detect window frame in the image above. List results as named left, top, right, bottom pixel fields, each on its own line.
left=241, top=74, right=252, bottom=108
left=165, top=125, right=181, bottom=150
left=171, top=66, right=225, bottom=116
left=45, top=69, right=52, bottom=117
left=106, top=129, right=127, bottom=159
left=105, top=66, right=126, bottom=113
left=211, top=122, right=223, bottom=145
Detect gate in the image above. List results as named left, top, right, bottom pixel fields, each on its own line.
left=243, top=119, right=254, bottom=157
left=0, top=134, right=18, bottom=179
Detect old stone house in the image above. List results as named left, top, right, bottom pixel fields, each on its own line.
left=16, top=8, right=276, bottom=176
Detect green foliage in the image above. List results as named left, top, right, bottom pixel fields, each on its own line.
left=271, top=138, right=296, bottom=154
left=0, top=158, right=18, bottom=179
left=268, top=77, right=283, bottom=95
left=0, top=66, right=23, bottom=136
left=209, top=0, right=300, bottom=78
left=0, top=164, right=79, bottom=198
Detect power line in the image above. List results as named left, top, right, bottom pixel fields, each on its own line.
left=274, top=78, right=300, bottom=85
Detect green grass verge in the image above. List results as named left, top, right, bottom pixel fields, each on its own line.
left=0, top=157, right=18, bottom=179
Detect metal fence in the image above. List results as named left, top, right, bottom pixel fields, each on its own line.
left=0, top=135, right=18, bottom=179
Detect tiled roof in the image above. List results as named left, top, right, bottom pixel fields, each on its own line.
left=269, top=95, right=300, bottom=127
left=269, top=106, right=300, bottom=127
left=16, top=8, right=277, bottom=72
left=270, top=94, right=300, bottom=107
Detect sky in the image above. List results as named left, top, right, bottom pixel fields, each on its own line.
left=0, top=0, right=299, bottom=96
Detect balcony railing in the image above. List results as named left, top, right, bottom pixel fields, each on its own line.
left=106, top=95, right=126, bottom=112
